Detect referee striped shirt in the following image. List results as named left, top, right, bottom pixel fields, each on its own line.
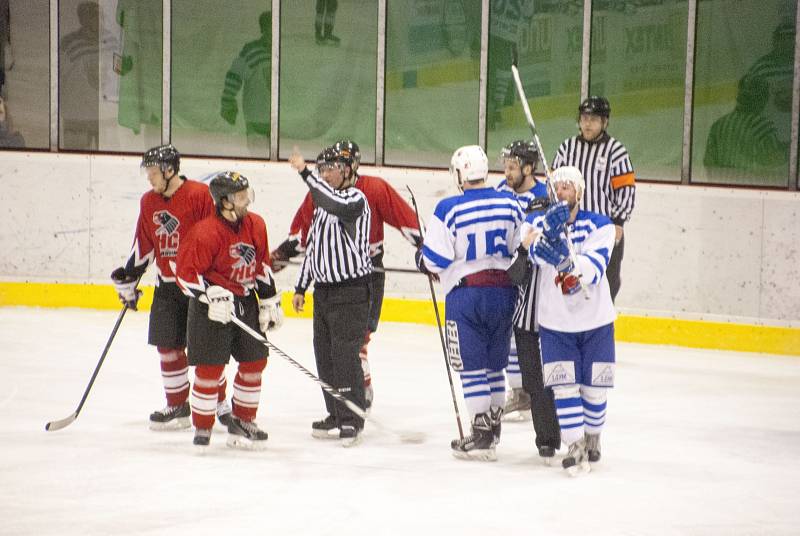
left=295, top=169, right=372, bottom=292
left=552, top=133, right=636, bottom=226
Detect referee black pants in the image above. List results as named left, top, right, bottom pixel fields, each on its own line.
left=313, top=278, right=371, bottom=429
left=514, top=327, right=561, bottom=450
left=607, top=234, right=624, bottom=302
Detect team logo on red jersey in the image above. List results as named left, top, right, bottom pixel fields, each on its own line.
left=153, top=210, right=180, bottom=236
left=229, top=242, right=256, bottom=268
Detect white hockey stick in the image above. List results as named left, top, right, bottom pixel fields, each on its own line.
left=229, top=314, right=425, bottom=444
left=510, top=62, right=589, bottom=299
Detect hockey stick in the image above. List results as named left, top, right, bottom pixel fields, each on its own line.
left=229, top=314, right=425, bottom=444
left=273, top=259, right=420, bottom=275
left=45, top=304, right=131, bottom=431
left=510, top=58, right=589, bottom=300
left=406, top=186, right=465, bottom=439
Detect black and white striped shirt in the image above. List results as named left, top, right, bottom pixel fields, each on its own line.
left=295, top=169, right=372, bottom=292
left=552, top=133, right=636, bottom=226
left=511, top=254, right=542, bottom=332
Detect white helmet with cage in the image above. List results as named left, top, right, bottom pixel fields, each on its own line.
left=450, top=145, right=489, bottom=191
left=550, top=166, right=585, bottom=203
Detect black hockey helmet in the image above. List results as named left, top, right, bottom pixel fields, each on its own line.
left=500, top=140, right=540, bottom=170
left=209, top=171, right=251, bottom=206
left=331, top=139, right=361, bottom=172
left=141, top=144, right=180, bottom=174
left=579, top=96, right=611, bottom=118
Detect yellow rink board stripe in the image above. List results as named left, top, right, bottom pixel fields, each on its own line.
left=1, top=282, right=797, bottom=357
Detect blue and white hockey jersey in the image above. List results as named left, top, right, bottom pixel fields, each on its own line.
left=422, top=187, right=524, bottom=295
left=494, top=177, right=548, bottom=211
left=527, top=210, right=617, bottom=332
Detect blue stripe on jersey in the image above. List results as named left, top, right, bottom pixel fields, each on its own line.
left=454, top=214, right=518, bottom=230
left=445, top=203, right=520, bottom=231
left=422, top=244, right=452, bottom=269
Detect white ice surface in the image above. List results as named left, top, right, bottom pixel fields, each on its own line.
left=1, top=307, right=799, bottom=536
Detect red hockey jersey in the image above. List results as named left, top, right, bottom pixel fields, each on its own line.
left=125, top=178, right=214, bottom=282
left=176, top=212, right=276, bottom=299
left=288, top=175, right=421, bottom=258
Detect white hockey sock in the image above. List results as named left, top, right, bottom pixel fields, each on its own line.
left=460, top=369, right=491, bottom=417
left=580, top=385, right=607, bottom=435
left=553, top=384, right=584, bottom=446
left=486, top=369, right=506, bottom=409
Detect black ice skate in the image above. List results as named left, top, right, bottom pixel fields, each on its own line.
left=451, top=413, right=497, bottom=461
left=502, top=388, right=532, bottom=422
left=562, top=438, right=591, bottom=476
left=339, top=424, right=362, bottom=448
left=585, top=433, right=601, bottom=462
left=216, top=400, right=233, bottom=428
left=489, top=406, right=503, bottom=445
left=311, top=415, right=339, bottom=439
left=537, top=445, right=556, bottom=466
left=193, top=428, right=211, bottom=448
left=226, top=416, right=268, bottom=450
left=149, top=402, right=191, bottom=431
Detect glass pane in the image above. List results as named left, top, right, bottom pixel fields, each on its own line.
left=2, top=1, right=48, bottom=150
left=172, top=1, right=271, bottom=159
left=589, top=0, right=688, bottom=182
left=384, top=0, right=479, bottom=167
left=279, top=0, right=376, bottom=162
left=486, top=1, right=583, bottom=172
left=60, top=0, right=162, bottom=152
left=692, top=0, right=795, bottom=186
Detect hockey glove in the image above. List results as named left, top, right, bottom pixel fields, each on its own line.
left=258, top=295, right=284, bottom=332
left=205, top=285, right=234, bottom=324
left=110, top=267, right=142, bottom=311
left=415, top=248, right=439, bottom=281
left=542, top=201, right=570, bottom=241
left=555, top=271, right=581, bottom=296
left=533, top=236, right=574, bottom=273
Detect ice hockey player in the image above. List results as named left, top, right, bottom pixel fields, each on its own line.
left=271, top=140, right=421, bottom=411
left=417, top=145, right=524, bottom=461
left=524, top=165, right=616, bottom=475
left=289, top=145, right=372, bottom=446
left=110, top=144, right=231, bottom=430
left=499, top=140, right=562, bottom=463
left=176, top=171, right=282, bottom=449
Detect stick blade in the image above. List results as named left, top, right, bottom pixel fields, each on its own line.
left=45, top=412, right=77, bottom=432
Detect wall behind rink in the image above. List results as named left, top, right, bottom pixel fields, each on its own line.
left=0, top=151, right=798, bottom=332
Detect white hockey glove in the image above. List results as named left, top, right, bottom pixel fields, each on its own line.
left=259, top=295, right=284, bottom=332
left=110, top=267, right=142, bottom=310
left=205, top=285, right=234, bottom=324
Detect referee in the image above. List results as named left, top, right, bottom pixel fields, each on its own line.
left=289, top=145, right=372, bottom=446
left=552, top=96, right=635, bottom=302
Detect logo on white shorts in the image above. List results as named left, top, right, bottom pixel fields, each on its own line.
left=445, top=320, right=463, bottom=371
left=543, top=361, right=576, bottom=386
left=591, top=362, right=615, bottom=387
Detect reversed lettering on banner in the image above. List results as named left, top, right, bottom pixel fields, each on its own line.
left=445, top=320, right=463, bottom=371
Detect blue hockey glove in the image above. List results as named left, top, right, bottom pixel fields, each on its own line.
left=533, top=237, right=573, bottom=273
left=110, top=267, right=142, bottom=310
left=542, top=201, right=570, bottom=241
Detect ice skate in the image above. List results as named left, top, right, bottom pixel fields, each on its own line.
left=501, top=388, right=532, bottom=422
left=193, top=428, right=211, bottom=449
left=339, top=425, right=362, bottom=448
left=489, top=406, right=503, bottom=445
left=364, top=384, right=374, bottom=414
left=537, top=445, right=557, bottom=466
left=562, top=438, right=591, bottom=476
left=226, top=416, right=268, bottom=450
left=585, top=432, right=601, bottom=462
left=311, top=415, right=339, bottom=439
left=149, top=402, right=191, bottom=430
left=216, top=400, right=233, bottom=428
left=451, top=413, right=497, bottom=462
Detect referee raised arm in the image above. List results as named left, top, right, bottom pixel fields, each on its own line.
left=289, top=145, right=373, bottom=446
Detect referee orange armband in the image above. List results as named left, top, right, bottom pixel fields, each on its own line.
left=611, top=172, right=635, bottom=189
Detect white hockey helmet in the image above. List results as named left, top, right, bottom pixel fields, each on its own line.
left=550, top=166, right=585, bottom=203
left=450, top=145, right=489, bottom=191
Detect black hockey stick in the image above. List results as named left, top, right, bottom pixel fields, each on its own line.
left=406, top=185, right=465, bottom=439
left=510, top=53, right=589, bottom=300
left=273, top=259, right=420, bottom=275
left=229, top=314, right=425, bottom=444
left=45, top=304, right=131, bottom=431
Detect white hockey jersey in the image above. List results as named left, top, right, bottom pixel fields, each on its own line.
left=422, top=187, right=524, bottom=295
left=527, top=210, right=617, bottom=332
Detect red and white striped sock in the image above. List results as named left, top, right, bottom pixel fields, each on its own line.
left=191, top=365, right=224, bottom=429
left=232, top=360, right=267, bottom=422
left=218, top=374, right=228, bottom=403
left=157, top=347, right=189, bottom=407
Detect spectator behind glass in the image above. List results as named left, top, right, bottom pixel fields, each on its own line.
left=0, top=95, right=25, bottom=149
